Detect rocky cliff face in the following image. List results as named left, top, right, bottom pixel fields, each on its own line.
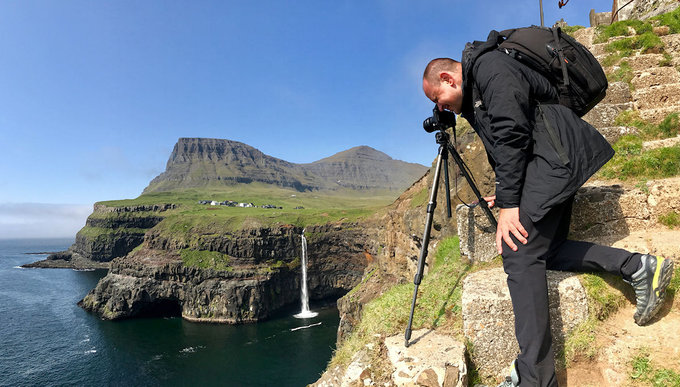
left=143, top=138, right=428, bottom=193
left=71, top=205, right=174, bottom=263
left=616, top=0, right=680, bottom=21
left=80, top=223, right=379, bottom=322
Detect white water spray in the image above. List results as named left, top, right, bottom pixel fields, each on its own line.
left=294, top=229, right=318, bottom=318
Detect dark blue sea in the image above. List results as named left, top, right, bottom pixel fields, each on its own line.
left=0, top=238, right=338, bottom=387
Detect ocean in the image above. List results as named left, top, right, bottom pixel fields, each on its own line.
left=0, top=238, right=338, bottom=386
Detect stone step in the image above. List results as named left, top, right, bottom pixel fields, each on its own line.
left=643, top=134, right=680, bottom=151
left=457, top=178, right=680, bottom=261
left=591, top=42, right=610, bottom=57
left=598, top=126, right=639, bottom=143
left=602, top=81, right=633, bottom=105
left=632, top=66, right=680, bottom=89
left=593, top=34, right=680, bottom=68
left=571, top=177, right=680, bottom=239
left=598, top=228, right=680, bottom=260
left=618, top=53, right=666, bottom=71
left=572, top=27, right=596, bottom=48
left=315, top=330, right=469, bottom=387
left=582, top=102, right=634, bottom=128
left=385, top=330, right=467, bottom=387
left=590, top=36, right=631, bottom=57
left=633, top=83, right=680, bottom=110
left=638, top=105, right=680, bottom=123
left=462, top=268, right=588, bottom=380
left=661, top=34, right=680, bottom=53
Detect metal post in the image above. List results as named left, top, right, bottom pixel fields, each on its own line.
left=539, top=0, right=545, bottom=27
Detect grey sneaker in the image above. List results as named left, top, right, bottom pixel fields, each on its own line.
left=629, top=254, right=674, bottom=325
left=496, top=359, right=520, bottom=387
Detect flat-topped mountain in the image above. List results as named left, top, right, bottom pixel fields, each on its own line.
left=143, top=138, right=427, bottom=193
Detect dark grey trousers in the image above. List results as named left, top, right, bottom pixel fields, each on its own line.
left=502, top=196, right=641, bottom=387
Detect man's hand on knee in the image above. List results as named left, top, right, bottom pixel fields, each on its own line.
left=496, top=207, right=528, bottom=254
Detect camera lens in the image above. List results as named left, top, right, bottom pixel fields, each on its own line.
left=423, top=117, right=438, bottom=133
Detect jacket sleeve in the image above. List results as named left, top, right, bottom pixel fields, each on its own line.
left=473, top=54, right=533, bottom=208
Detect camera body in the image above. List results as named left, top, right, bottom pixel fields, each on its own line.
left=423, top=105, right=456, bottom=133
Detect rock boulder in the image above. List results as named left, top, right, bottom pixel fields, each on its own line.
left=461, top=268, right=588, bottom=380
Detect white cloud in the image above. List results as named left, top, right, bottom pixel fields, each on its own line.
left=0, top=203, right=92, bottom=239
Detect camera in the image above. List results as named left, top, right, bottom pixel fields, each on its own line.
left=423, top=104, right=456, bottom=133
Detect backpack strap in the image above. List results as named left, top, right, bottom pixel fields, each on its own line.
left=551, top=27, right=570, bottom=87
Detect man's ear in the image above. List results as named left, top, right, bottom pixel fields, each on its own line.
left=439, top=71, right=454, bottom=86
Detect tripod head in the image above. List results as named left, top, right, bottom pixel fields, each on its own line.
left=435, top=129, right=451, bottom=146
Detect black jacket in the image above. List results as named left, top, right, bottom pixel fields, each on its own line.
left=460, top=31, right=614, bottom=222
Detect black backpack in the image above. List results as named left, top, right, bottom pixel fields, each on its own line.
left=495, top=26, right=607, bottom=117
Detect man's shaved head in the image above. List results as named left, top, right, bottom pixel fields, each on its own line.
left=422, top=57, right=464, bottom=114
left=423, top=58, right=461, bottom=85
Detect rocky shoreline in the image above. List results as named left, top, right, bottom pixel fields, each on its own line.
left=21, top=251, right=109, bottom=270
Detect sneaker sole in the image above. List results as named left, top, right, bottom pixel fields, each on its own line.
left=634, top=258, right=674, bottom=325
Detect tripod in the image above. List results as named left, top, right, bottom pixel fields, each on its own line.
left=404, top=128, right=497, bottom=347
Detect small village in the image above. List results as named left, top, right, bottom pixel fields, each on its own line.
left=197, top=200, right=303, bottom=210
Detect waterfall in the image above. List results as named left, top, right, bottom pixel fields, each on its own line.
left=294, top=229, right=318, bottom=318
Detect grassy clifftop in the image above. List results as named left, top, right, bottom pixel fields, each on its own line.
left=97, top=184, right=396, bottom=232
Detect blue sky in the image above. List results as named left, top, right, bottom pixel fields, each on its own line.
left=0, top=0, right=613, bottom=238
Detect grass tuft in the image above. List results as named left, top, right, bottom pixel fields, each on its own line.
left=410, top=186, right=429, bottom=208
left=580, top=273, right=629, bottom=321
left=656, top=113, right=680, bottom=138
left=180, top=249, right=232, bottom=271
left=630, top=349, right=680, bottom=386
left=659, top=52, right=674, bottom=67
left=651, top=6, right=680, bottom=34
left=607, top=61, right=634, bottom=87
left=563, top=319, right=598, bottom=363
left=595, top=19, right=652, bottom=43
left=659, top=211, right=680, bottom=229
left=599, top=112, right=680, bottom=181
left=604, top=32, right=664, bottom=56
left=563, top=273, right=629, bottom=365
left=560, top=25, right=585, bottom=35
left=600, top=145, right=680, bottom=180
left=634, top=179, right=650, bottom=194
left=615, top=111, right=679, bottom=140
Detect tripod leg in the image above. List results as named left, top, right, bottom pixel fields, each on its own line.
left=443, top=156, right=452, bottom=219
left=405, top=145, right=445, bottom=347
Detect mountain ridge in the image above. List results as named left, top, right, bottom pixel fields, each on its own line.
left=143, top=138, right=428, bottom=194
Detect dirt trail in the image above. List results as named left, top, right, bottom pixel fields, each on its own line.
left=558, top=229, right=680, bottom=386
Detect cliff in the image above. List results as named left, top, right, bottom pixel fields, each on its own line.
left=79, top=223, right=379, bottom=322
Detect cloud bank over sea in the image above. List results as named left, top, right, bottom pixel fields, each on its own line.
left=0, top=203, right=91, bottom=239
